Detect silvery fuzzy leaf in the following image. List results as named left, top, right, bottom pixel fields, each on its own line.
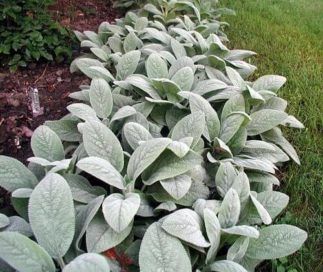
left=221, top=94, right=245, bottom=121
left=88, top=66, right=115, bottom=82
left=222, top=226, right=259, bottom=238
left=102, top=193, right=140, bottom=233
left=82, top=120, right=124, bottom=171
left=225, top=50, right=257, bottom=61
left=124, top=32, right=142, bottom=52
left=220, top=112, right=250, bottom=143
left=246, top=224, right=307, bottom=259
left=123, top=122, right=152, bottom=150
left=74, top=196, right=104, bottom=251
left=253, top=75, right=286, bottom=92
left=205, top=66, right=231, bottom=84
left=210, top=260, right=248, bottom=272
left=261, top=128, right=300, bottom=164
left=83, top=31, right=102, bottom=46
left=214, top=138, right=233, bottom=157
left=229, top=61, right=257, bottom=79
left=45, top=119, right=81, bottom=142
left=63, top=253, right=110, bottom=272
left=73, top=58, right=104, bottom=78
left=162, top=209, right=210, bottom=247
left=171, top=27, right=197, bottom=44
left=247, top=109, right=288, bottom=136
left=171, top=67, right=194, bottom=92
left=193, top=199, right=222, bottom=218
left=146, top=53, right=169, bottom=79
left=232, top=156, right=276, bottom=174
left=31, top=126, right=64, bottom=162
left=110, top=105, right=137, bottom=123
left=169, top=56, right=196, bottom=78
left=2, top=216, right=33, bottom=237
left=281, top=115, right=304, bottom=129
left=249, top=194, right=272, bottom=225
left=143, top=4, right=163, bottom=16
left=171, top=111, right=205, bottom=147
left=86, top=213, right=132, bottom=253
left=255, top=97, right=287, bottom=111
left=132, top=101, right=154, bottom=117
left=143, top=28, right=171, bottom=45
left=63, top=174, right=106, bottom=204
left=238, top=256, right=262, bottom=272
left=158, top=50, right=177, bottom=64
left=193, top=31, right=208, bottom=53
left=176, top=1, right=201, bottom=21
left=69, top=89, right=90, bottom=102
left=218, top=188, right=241, bottom=228
left=180, top=91, right=220, bottom=141
left=29, top=173, right=75, bottom=258
left=127, top=138, right=172, bottom=180
left=108, top=36, right=123, bottom=53
left=226, top=67, right=246, bottom=90
left=227, top=237, right=250, bottom=263
left=0, top=156, right=38, bottom=192
left=192, top=79, right=228, bottom=97
left=89, top=78, right=113, bottom=119
left=204, top=209, right=221, bottom=263
left=215, top=162, right=238, bottom=197
left=154, top=201, right=177, bottom=212
left=77, top=157, right=124, bottom=190
left=139, top=222, right=191, bottom=272
left=247, top=172, right=280, bottom=186
left=67, top=103, right=99, bottom=122
left=245, top=85, right=265, bottom=102
left=90, top=48, right=109, bottom=62
left=0, top=214, right=10, bottom=229
left=116, top=50, right=141, bottom=80
left=142, top=150, right=203, bottom=185
left=135, top=17, right=148, bottom=31
left=122, top=74, right=161, bottom=99
left=160, top=174, right=192, bottom=200
left=0, top=232, right=55, bottom=272
left=167, top=140, right=190, bottom=158
left=208, top=55, right=226, bottom=70
left=171, top=38, right=187, bottom=59
left=151, top=78, right=182, bottom=102
left=231, top=172, right=250, bottom=205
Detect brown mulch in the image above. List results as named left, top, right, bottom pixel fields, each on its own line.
left=0, top=0, right=119, bottom=163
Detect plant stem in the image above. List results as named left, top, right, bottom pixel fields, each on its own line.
left=57, top=257, right=65, bottom=269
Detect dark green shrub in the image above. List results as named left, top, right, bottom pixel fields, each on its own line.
left=0, top=0, right=76, bottom=71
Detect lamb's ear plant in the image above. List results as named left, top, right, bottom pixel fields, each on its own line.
left=0, top=0, right=307, bottom=271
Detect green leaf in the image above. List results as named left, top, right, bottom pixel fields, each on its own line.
left=171, top=67, right=194, bottom=92
left=247, top=110, right=288, bottom=136
left=220, top=112, right=250, bottom=143
left=146, top=53, right=168, bottom=79
left=29, top=173, right=75, bottom=258
left=250, top=194, right=272, bottom=225
left=0, top=213, right=10, bottom=228
left=160, top=174, right=192, bottom=200
left=227, top=237, right=249, bottom=262
left=218, top=188, right=241, bottom=228
left=210, top=260, right=248, bottom=272
left=143, top=150, right=202, bottom=185
left=204, top=209, right=221, bottom=263
left=63, top=253, right=110, bottom=272
left=215, top=162, right=238, bottom=197
left=135, top=17, right=148, bottom=31
left=139, top=222, right=191, bottom=272
left=89, top=78, right=113, bottom=119
left=167, top=140, right=190, bottom=158
left=45, top=119, right=81, bottom=142
left=162, top=208, right=210, bottom=247
left=221, top=94, right=245, bottom=121
left=171, top=112, right=205, bottom=147
left=222, top=226, right=259, bottom=238
left=86, top=213, right=132, bottom=253
left=0, top=232, right=55, bottom=272
left=82, top=120, right=124, bottom=171
left=102, top=193, right=140, bottom=233
left=0, top=156, right=38, bottom=192
left=67, top=103, right=98, bottom=122
left=116, top=50, right=141, bottom=80
left=31, top=126, right=64, bottom=161
left=246, top=224, right=307, bottom=259
left=226, top=67, right=246, bottom=89
left=171, top=38, right=187, bottom=59
left=73, top=58, right=104, bottom=79
left=77, top=157, right=125, bottom=190
left=127, top=138, right=172, bottom=180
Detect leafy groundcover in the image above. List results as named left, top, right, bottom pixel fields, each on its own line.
left=0, top=1, right=307, bottom=271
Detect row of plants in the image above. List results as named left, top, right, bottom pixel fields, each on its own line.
left=0, top=0, right=75, bottom=71
left=0, top=0, right=307, bottom=271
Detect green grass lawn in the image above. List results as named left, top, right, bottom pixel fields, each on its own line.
left=220, top=0, right=323, bottom=271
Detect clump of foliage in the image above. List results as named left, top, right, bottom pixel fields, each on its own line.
left=0, top=0, right=307, bottom=271
left=0, top=0, right=75, bottom=71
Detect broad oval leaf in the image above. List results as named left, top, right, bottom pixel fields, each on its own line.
left=253, top=75, right=286, bottom=92
left=204, top=208, right=221, bottom=263
left=102, top=193, right=140, bottom=233
left=160, top=174, right=192, bottom=200
left=0, top=232, right=55, bottom=272
left=246, top=224, right=307, bottom=259
left=139, top=222, right=191, bottom=272
left=67, top=103, right=98, bottom=122
left=77, top=157, right=125, bottom=190
left=162, top=208, right=210, bottom=247
left=63, top=253, right=110, bottom=272
left=171, top=67, right=194, bottom=92
left=31, top=126, right=64, bottom=161
left=218, top=188, right=241, bottom=228
left=123, top=122, right=152, bottom=150
left=116, top=50, right=141, bottom=80
left=210, top=260, right=248, bottom=272
left=29, top=173, right=75, bottom=258
left=146, top=53, right=168, bottom=79
left=0, top=213, right=10, bottom=228
left=89, top=78, right=113, bottom=119
left=0, top=156, right=38, bottom=192
left=82, top=120, right=124, bottom=171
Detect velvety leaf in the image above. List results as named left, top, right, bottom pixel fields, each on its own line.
left=218, top=188, right=241, bottom=228
left=116, top=50, right=141, bottom=80
left=160, top=174, right=192, bottom=200
left=146, top=53, right=168, bottom=79
left=63, top=253, right=110, bottom=272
